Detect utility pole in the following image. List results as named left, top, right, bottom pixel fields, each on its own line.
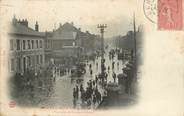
left=97, top=24, right=107, bottom=75
left=133, top=13, right=137, bottom=81
left=133, top=13, right=136, bottom=60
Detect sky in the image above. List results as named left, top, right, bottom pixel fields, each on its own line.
left=2, top=0, right=139, bottom=38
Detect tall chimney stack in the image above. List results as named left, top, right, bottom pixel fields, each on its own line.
left=35, top=21, right=39, bottom=31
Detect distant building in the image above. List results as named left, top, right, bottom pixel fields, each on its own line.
left=136, top=25, right=144, bottom=66
left=79, top=31, right=99, bottom=56
left=45, top=22, right=82, bottom=66
left=51, top=22, right=80, bottom=47
left=9, top=16, right=45, bottom=75
left=115, top=31, right=135, bottom=50
left=8, top=16, right=101, bottom=74
left=45, top=22, right=99, bottom=66
left=114, top=27, right=143, bottom=62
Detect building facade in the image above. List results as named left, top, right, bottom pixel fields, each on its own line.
left=9, top=16, right=45, bottom=75
left=45, top=22, right=99, bottom=65
left=8, top=16, right=102, bottom=75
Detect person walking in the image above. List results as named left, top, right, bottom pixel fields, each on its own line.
left=112, top=72, right=117, bottom=83
left=104, top=72, right=108, bottom=81
left=73, top=88, right=76, bottom=99
left=89, top=80, right=93, bottom=89
left=95, top=75, right=98, bottom=84
left=108, top=65, right=110, bottom=70
left=112, top=61, right=115, bottom=70
left=80, top=84, right=84, bottom=93
left=117, top=62, right=119, bottom=70
left=92, top=80, right=95, bottom=87
left=92, top=94, right=97, bottom=106
left=76, top=85, right=79, bottom=99
left=90, top=69, right=93, bottom=75
left=89, top=64, right=92, bottom=69
left=96, top=91, right=101, bottom=104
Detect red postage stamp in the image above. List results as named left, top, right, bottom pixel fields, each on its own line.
left=158, top=0, right=183, bottom=30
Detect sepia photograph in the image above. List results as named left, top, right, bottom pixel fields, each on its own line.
left=8, top=5, right=143, bottom=110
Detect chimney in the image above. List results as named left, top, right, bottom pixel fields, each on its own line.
left=35, top=21, right=39, bottom=31
left=12, top=15, right=17, bottom=25
left=18, top=19, right=28, bottom=27
left=71, top=22, right=74, bottom=25
left=59, top=23, right=62, bottom=27
left=25, top=19, right=28, bottom=27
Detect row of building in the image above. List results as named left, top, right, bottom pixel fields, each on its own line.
left=9, top=16, right=101, bottom=76
left=114, top=26, right=143, bottom=65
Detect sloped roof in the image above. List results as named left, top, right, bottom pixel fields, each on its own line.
left=51, top=22, right=79, bottom=40
left=10, top=22, right=45, bottom=37
left=55, top=22, right=79, bottom=32
left=49, top=22, right=96, bottom=40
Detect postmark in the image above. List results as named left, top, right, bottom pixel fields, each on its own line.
left=143, top=0, right=157, bottom=23
left=158, top=0, right=183, bottom=30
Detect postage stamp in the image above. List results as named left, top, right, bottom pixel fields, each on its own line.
left=158, top=0, right=183, bottom=30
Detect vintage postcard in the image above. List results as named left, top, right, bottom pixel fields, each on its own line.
left=0, top=0, right=184, bottom=116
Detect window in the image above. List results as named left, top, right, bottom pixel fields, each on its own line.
left=31, top=40, right=34, bottom=49
left=27, top=56, right=31, bottom=66
left=16, top=39, right=20, bottom=50
left=40, top=40, right=42, bottom=48
left=45, top=40, right=47, bottom=49
left=10, top=40, right=13, bottom=50
left=50, top=40, right=52, bottom=49
left=27, top=40, right=31, bottom=49
left=23, top=40, right=26, bottom=50
left=47, top=40, right=49, bottom=49
left=10, top=59, right=15, bottom=71
left=40, top=55, right=43, bottom=64
left=36, top=55, right=39, bottom=64
left=17, top=58, right=21, bottom=71
left=23, top=57, right=26, bottom=72
left=36, top=40, right=39, bottom=48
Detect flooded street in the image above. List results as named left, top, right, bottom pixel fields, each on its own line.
left=39, top=52, right=126, bottom=108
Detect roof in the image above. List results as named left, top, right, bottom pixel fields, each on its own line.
left=56, top=22, right=79, bottom=32
left=47, top=22, right=96, bottom=40
left=50, top=22, right=80, bottom=40
left=10, top=22, right=45, bottom=37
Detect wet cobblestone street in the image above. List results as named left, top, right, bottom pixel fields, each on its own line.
left=38, top=53, right=125, bottom=109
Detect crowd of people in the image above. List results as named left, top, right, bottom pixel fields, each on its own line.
left=72, top=54, right=119, bottom=109
left=73, top=80, right=103, bottom=109
left=71, top=47, right=136, bottom=108
left=11, top=65, right=55, bottom=105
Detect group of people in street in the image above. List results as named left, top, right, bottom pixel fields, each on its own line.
left=73, top=79, right=102, bottom=109
left=89, top=64, right=93, bottom=75
left=71, top=48, right=124, bottom=109
left=12, top=65, right=56, bottom=105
